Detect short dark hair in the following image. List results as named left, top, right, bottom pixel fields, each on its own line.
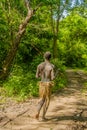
left=44, top=51, right=51, bottom=60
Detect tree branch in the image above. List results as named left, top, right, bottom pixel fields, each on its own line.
left=25, top=0, right=30, bottom=11
left=33, top=2, right=43, bottom=13
left=1, top=108, right=30, bottom=127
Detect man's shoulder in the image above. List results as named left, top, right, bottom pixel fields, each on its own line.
left=37, top=62, right=45, bottom=68
left=50, top=63, right=55, bottom=68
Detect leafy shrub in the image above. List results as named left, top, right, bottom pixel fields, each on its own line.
left=3, top=65, right=38, bottom=101
left=51, top=58, right=67, bottom=93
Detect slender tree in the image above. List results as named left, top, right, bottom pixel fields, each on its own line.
left=0, top=0, right=42, bottom=80
left=50, top=0, right=70, bottom=58
left=50, top=0, right=84, bottom=58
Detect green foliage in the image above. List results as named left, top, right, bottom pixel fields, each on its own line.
left=0, top=0, right=23, bottom=69
left=82, top=82, right=87, bottom=94
left=59, top=12, right=87, bottom=67
left=3, top=65, right=38, bottom=101
left=51, top=58, right=67, bottom=93
left=53, top=75, right=67, bottom=93
left=0, top=6, right=9, bottom=68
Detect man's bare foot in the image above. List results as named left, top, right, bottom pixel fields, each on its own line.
left=40, top=117, right=48, bottom=121
left=35, top=113, right=39, bottom=120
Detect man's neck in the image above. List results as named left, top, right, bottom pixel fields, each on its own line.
left=45, top=59, right=50, bottom=63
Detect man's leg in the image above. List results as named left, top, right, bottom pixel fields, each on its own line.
left=42, top=84, right=51, bottom=120
left=42, top=96, right=50, bottom=119
left=35, top=98, right=45, bottom=119
left=35, top=81, right=45, bottom=119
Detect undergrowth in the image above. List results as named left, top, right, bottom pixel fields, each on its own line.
left=1, top=58, right=67, bottom=101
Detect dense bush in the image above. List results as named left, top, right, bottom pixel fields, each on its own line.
left=59, top=13, right=87, bottom=67
left=3, top=65, right=38, bottom=101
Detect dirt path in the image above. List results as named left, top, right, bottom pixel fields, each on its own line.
left=0, top=69, right=87, bottom=130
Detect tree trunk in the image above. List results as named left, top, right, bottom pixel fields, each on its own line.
left=53, top=17, right=60, bottom=58
left=0, top=8, right=34, bottom=80
left=53, top=34, right=58, bottom=58
left=50, top=5, right=60, bottom=58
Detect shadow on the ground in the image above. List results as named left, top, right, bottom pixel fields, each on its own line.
left=54, top=86, right=82, bottom=97
left=33, top=115, right=87, bottom=130
left=47, top=115, right=87, bottom=122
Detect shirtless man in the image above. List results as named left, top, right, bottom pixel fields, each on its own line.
left=35, top=51, right=55, bottom=120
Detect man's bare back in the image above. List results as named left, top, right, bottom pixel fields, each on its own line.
left=36, top=61, right=55, bottom=82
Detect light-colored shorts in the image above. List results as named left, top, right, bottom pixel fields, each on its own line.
left=38, top=81, right=54, bottom=98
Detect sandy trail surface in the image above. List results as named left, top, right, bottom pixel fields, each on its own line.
left=0, top=69, right=87, bottom=130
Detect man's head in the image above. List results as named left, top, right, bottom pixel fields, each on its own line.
left=44, top=51, right=51, bottom=60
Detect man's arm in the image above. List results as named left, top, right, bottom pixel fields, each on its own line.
left=36, top=65, right=40, bottom=78
left=51, top=67, right=55, bottom=80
